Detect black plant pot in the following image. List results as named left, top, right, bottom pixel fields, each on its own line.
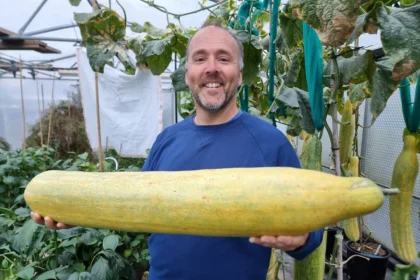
left=344, top=240, right=391, bottom=280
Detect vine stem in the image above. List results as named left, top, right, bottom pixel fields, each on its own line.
left=139, top=0, right=225, bottom=19
left=326, top=47, right=344, bottom=280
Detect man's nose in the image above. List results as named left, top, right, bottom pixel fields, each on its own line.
left=205, top=59, right=218, bottom=73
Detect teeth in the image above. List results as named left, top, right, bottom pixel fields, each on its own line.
left=205, top=83, right=221, bottom=88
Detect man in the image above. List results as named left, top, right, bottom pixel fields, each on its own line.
left=32, top=18, right=323, bottom=280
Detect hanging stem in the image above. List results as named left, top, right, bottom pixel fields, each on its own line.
left=19, top=56, right=26, bottom=152
left=36, top=80, right=44, bottom=148
left=95, top=72, right=103, bottom=172
left=47, top=73, right=55, bottom=147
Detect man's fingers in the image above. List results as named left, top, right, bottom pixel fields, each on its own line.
left=31, top=211, right=45, bottom=225
left=44, top=216, right=60, bottom=230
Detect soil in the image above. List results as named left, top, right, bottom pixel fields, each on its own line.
left=349, top=241, right=388, bottom=257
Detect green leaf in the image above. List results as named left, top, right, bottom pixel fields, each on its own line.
left=34, top=270, right=56, bottom=280
left=376, top=4, right=420, bottom=81
left=12, top=219, right=46, bottom=256
left=278, top=13, right=303, bottom=51
left=346, top=4, right=381, bottom=45
left=75, top=10, right=134, bottom=73
left=143, top=22, right=171, bottom=39
left=68, top=272, right=80, bottom=280
left=408, top=69, right=420, bottom=84
left=171, top=33, right=189, bottom=57
left=69, top=0, right=82, bottom=6
left=103, top=235, right=119, bottom=251
left=283, top=49, right=304, bottom=87
left=17, top=266, right=35, bottom=280
left=325, top=50, right=376, bottom=87
left=236, top=31, right=263, bottom=86
left=277, top=87, right=315, bottom=134
left=0, top=207, right=17, bottom=217
left=290, top=0, right=361, bottom=47
left=349, top=82, right=370, bottom=111
left=73, top=11, right=101, bottom=24
left=170, top=62, right=188, bottom=92
left=91, top=257, right=113, bottom=280
left=142, top=36, right=173, bottom=75
left=3, top=176, right=15, bottom=185
left=368, top=59, right=400, bottom=120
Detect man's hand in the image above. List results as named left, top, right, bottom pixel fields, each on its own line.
left=31, top=212, right=74, bottom=230
left=249, top=233, right=309, bottom=251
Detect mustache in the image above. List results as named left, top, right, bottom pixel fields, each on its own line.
left=201, top=74, right=224, bottom=85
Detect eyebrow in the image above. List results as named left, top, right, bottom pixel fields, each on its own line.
left=191, top=49, right=234, bottom=58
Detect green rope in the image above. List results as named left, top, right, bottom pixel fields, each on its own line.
left=410, top=77, right=420, bottom=132
left=399, top=77, right=420, bottom=133
left=302, top=21, right=324, bottom=131
left=268, top=0, right=281, bottom=127
left=399, top=78, right=412, bottom=130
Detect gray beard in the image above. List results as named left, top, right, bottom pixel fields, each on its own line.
left=192, top=90, right=236, bottom=112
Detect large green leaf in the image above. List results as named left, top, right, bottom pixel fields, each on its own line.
left=368, top=59, right=400, bottom=120
left=141, top=36, right=173, bottom=75
left=277, top=87, right=315, bottom=134
left=376, top=4, right=420, bottom=81
left=290, top=0, right=361, bottom=47
left=346, top=3, right=382, bottom=45
left=170, top=58, right=189, bottom=92
left=283, top=49, right=304, bottom=88
left=75, top=10, right=134, bottom=73
left=91, top=257, right=113, bottom=280
left=278, top=12, right=303, bottom=51
left=17, top=266, right=34, bottom=280
left=324, top=50, right=377, bottom=87
left=12, top=219, right=46, bottom=256
left=236, top=31, right=263, bottom=86
left=171, top=32, right=189, bottom=58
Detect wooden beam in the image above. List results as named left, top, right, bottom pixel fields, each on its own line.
left=0, top=27, right=61, bottom=54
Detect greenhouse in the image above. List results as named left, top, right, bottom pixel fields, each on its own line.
left=0, top=0, right=419, bottom=279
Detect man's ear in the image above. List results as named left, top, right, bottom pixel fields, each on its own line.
left=238, top=69, right=243, bottom=87
left=184, top=66, right=190, bottom=86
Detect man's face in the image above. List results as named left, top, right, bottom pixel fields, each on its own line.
left=185, top=26, right=242, bottom=112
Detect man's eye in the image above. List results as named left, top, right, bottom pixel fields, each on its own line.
left=219, top=57, right=229, bottom=62
left=195, top=57, right=205, bottom=62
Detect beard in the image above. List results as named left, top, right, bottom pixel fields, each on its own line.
left=191, top=74, right=237, bottom=112
left=192, top=88, right=236, bottom=112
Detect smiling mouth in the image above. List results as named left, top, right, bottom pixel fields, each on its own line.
left=203, top=83, right=222, bottom=88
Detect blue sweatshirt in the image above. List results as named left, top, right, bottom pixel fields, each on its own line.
left=142, top=111, right=323, bottom=280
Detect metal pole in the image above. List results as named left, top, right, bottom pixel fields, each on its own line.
left=18, top=0, right=49, bottom=34
left=0, top=76, right=78, bottom=81
left=23, top=23, right=77, bottom=36
left=1, top=36, right=81, bottom=43
left=28, top=54, right=76, bottom=64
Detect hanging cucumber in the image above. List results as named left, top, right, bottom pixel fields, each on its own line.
left=294, top=135, right=327, bottom=280
left=339, top=99, right=355, bottom=170
left=342, top=156, right=360, bottom=242
left=389, top=132, right=419, bottom=264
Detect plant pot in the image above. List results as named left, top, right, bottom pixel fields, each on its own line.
left=344, top=240, right=391, bottom=280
